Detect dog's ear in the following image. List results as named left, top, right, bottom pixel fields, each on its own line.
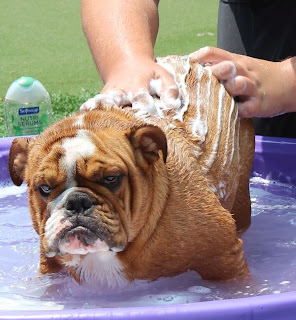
left=129, top=125, right=167, bottom=165
left=8, top=137, right=31, bottom=186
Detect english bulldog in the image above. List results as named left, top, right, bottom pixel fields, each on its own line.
left=8, top=54, right=254, bottom=288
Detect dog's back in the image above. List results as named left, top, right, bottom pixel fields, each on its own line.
left=150, top=55, right=254, bottom=233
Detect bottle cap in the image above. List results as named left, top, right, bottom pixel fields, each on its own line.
left=5, top=76, right=50, bottom=103
left=15, top=76, right=36, bottom=87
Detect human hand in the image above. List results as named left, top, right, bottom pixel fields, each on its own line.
left=80, top=57, right=180, bottom=116
left=191, top=47, right=296, bottom=118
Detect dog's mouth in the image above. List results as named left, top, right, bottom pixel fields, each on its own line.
left=64, top=225, right=99, bottom=245
left=57, top=224, right=110, bottom=255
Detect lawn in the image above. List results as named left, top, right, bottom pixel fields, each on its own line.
left=0, top=0, right=218, bottom=137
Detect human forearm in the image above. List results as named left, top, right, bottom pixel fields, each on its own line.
left=81, top=0, right=160, bottom=83
left=81, top=0, right=179, bottom=112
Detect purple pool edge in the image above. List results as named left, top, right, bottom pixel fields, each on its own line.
left=1, top=135, right=296, bottom=320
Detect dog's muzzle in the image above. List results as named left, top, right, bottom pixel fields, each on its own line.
left=45, top=190, right=125, bottom=256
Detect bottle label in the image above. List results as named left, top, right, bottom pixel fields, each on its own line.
left=18, top=106, right=40, bottom=115
left=4, top=100, right=52, bottom=136
left=14, top=112, right=45, bottom=134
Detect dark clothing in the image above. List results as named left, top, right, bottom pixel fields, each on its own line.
left=218, top=0, right=296, bottom=138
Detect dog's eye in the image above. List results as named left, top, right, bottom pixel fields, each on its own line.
left=104, top=176, right=119, bottom=185
left=39, top=185, right=52, bottom=197
left=101, top=175, right=123, bottom=191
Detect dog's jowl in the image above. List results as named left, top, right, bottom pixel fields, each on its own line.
left=8, top=54, right=254, bottom=288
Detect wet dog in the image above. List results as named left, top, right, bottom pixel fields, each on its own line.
left=8, top=54, right=254, bottom=287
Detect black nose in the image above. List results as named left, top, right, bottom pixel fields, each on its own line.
left=65, top=192, right=94, bottom=214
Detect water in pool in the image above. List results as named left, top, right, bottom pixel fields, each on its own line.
left=1, top=176, right=296, bottom=310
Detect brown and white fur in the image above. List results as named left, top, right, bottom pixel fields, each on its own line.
left=8, top=54, right=254, bottom=288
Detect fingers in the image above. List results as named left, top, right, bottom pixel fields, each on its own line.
left=236, top=98, right=259, bottom=118
left=191, top=46, right=234, bottom=66
left=130, top=88, right=158, bottom=115
left=224, top=75, right=255, bottom=98
left=81, top=62, right=181, bottom=117
left=192, top=47, right=266, bottom=118
left=209, top=61, right=237, bottom=81
left=154, top=68, right=181, bottom=111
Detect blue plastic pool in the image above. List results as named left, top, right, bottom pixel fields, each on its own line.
left=1, top=135, right=296, bottom=320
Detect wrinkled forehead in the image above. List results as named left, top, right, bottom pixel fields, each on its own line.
left=62, top=130, right=96, bottom=167
left=60, top=130, right=96, bottom=184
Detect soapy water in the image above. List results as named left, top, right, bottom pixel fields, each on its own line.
left=1, top=176, right=296, bottom=310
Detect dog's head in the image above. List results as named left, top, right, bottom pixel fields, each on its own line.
left=8, top=108, right=168, bottom=271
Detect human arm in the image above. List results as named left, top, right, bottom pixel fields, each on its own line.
left=192, top=47, right=296, bottom=118
left=80, top=0, right=178, bottom=108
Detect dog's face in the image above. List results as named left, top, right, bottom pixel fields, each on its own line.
left=9, top=109, right=168, bottom=270
left=38, top=129, right=129, bottom=258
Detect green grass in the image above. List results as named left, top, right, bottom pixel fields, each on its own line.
left=0, top=0, right=100, bottom=96
left=156, top=0, right=218, bottom=55
left=0, top=0, right=218, bottom=137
